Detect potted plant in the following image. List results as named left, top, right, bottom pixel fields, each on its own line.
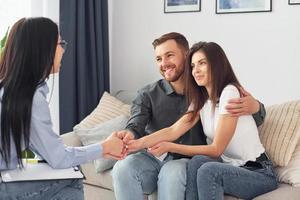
left=0, top=28, right=9, bottom=59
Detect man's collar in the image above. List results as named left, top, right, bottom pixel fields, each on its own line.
left=161, top=79, right=176, bottom=95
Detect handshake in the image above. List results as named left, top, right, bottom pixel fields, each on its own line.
left=101, top=130, right=171, bottom=160
left=101, top=130, right=143, bottom=160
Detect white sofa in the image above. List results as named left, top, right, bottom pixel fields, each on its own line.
left=61, top=92, right=300, bottom=200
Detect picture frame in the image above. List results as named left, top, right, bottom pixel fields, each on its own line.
left=289, top=0, right=300, bottom=5
left=164, top=0, right=201, bottom=13
left=216, top=0, right=272, bottom=14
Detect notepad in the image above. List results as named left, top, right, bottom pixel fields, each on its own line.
left=0, top=163, right=84, bottom=182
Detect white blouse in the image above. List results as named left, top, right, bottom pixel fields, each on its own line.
left=200, top=85, right=265, bottom=166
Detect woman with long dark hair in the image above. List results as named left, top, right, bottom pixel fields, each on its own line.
left=127, top=42, right=278, bottom=199
left=0, top=17, right=124, bottom=199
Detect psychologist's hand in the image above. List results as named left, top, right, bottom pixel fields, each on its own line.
left=102, top=132, right=125, bottom=160
left=115, top=130, right=135, bottom=144
left=226, top=87, right=260, bottom=117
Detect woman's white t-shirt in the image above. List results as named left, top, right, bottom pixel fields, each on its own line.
left=200, top=85, right=265, bottom=166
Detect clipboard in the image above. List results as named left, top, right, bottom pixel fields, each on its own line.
left=0, top=163, right=84, bottom=182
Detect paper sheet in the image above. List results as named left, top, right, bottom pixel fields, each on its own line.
left=1, top=163, right=83, bottom=182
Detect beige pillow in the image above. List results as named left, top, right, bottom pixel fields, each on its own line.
left=259, top=100, right=300, bottom=166
left=73, top=92, right=131, bottom=173
left=276, top=138, right=300, bottom=186
left=74, top=92, right=131, bottom=130
left=75, top=115, right=129, bottom=145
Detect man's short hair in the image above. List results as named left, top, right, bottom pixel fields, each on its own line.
left=152, top=32, right=189, bottom=51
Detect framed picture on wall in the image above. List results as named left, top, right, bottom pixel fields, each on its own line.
left=164, top=0, right=201, bottom=13
left=216, top=0, right=272, bottom=14
left=289, top=0, right=300, bottom=5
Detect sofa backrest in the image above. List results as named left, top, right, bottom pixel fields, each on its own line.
left=113, top=90, right=137, bottom=105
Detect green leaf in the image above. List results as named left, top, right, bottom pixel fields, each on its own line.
left=0, top=27, right=9, bottom=56
left=21, top=149, right=36, bottom=159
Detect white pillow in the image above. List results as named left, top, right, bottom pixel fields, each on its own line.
left=75, top=115, right=129, bottom=172
left=276, top=138, right=300, bottom=186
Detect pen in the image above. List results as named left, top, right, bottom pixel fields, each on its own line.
left=26, top=159, right=47, bottom=164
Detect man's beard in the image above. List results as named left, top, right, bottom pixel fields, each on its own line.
left=161, top=68, right=184, bottom=82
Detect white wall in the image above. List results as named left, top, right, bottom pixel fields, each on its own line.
left=109, top=0, right=300, bottom=106
left=0, top=0, right=31, bottom=36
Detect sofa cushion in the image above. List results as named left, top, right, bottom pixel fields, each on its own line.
left=253, top=183, right=300, bottom=200
left=83, top=184, right=115, bottom=200
left=81, top=162, right=113, bottom=190
left=74, top=91, right=131, bottom=130
left=259, top=100, right=300, bottom=166
left=276, top=138, right=300, bottom=186
left=73, top=92, right=131, bottom=173
left=113, top=90, right=136, bottom=105
left=75, top=115, right=129, bottom=145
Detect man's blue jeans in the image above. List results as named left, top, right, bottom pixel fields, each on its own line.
left=112, top=151, right=189, bottom=200
left=185, top=155, right=278, bottom=200
left=0, top=179, right=83, bottom=200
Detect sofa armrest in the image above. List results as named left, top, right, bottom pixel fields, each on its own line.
left=61, top=131, right=83, bottom=147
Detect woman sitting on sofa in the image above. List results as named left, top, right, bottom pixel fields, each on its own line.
left=127, top=41, right=278, bottom=200
left=0, top=17, right=124, bottom=200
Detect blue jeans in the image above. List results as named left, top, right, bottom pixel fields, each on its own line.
left=0, top=179, right=83, bottom=200
left=112, top=151, right=189, bottom=200
left=185, top=155, right=278, bottom=200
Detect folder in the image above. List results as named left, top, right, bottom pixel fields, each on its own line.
left=0, top=162, right=84, bottom=182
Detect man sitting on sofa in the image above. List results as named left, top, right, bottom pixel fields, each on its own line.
left=112, top=32, right=266, bottom=200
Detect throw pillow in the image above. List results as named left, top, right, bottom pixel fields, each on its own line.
left=276, top=138, right=300, bottom=186
left=75, top=115, right=129, bottom=145
left=259, top=100, right=300, bottom=166
left=75, top=115, right=129, bottom=172
left=74, top=91, right=131, bottom=130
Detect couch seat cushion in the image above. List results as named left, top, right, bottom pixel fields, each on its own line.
left=276, top=139, right=300, bottom=186
left=82, top=162, right=113, bottom=190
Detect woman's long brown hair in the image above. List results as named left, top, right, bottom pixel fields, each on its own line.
left=184, top=42, right=241, bottom=121
left=0, top=17, right=58, bottom=167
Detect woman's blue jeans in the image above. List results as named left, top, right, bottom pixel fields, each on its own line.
left=0, top=178, right=83, bottom=200
left=185, top=155, right=278, bottom=200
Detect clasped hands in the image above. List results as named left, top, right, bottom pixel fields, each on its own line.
left=102, top=130, right=170, bottom=160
